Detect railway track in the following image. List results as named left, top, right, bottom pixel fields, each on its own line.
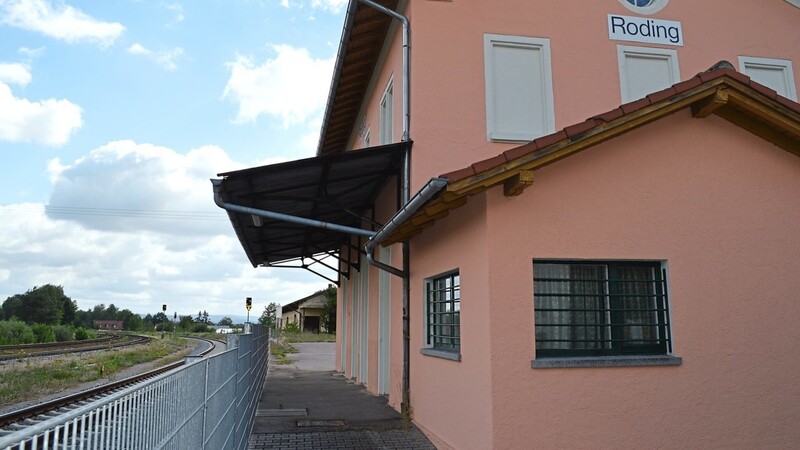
left=0, top=337, right=219, bottom=436
left=0, top=334, right=151, bottom=361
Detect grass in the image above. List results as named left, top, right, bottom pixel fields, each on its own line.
left=281, top=331, right=336, bottom=343
left=0, top=336, right=191, bottom=406
left=270, top=340, right=297, bottom=365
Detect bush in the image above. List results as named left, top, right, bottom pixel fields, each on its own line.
left=192, top=323, right=211, bottom=333
left=31, top=323, right=55, bottom=343
left=0, top=319, right=35, bottom=345
left=54, top=326, right=74, bottom=342
left=74, top=327, right=88, bottom=340
left=283, top=322, right=300, bottom=333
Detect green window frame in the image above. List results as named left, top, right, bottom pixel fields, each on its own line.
left=425, top=271, right=461, bottom=353
left=533, top=260, right=673, bottom=358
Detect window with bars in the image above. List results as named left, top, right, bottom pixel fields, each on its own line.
left=424, top=271, right=461, bottom=354
left=533, top=261, right=672, bottom=358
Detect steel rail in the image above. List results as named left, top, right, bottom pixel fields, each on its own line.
left=0, top=338, right=217, bottom=430
left=0, top=335, right=150, bottom=361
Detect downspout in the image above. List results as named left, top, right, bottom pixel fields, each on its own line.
left=211, top=179, right=375, bottom=238
left=356, top=0, right=414, bottom=428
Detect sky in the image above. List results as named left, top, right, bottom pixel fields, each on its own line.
left=0, top=0, right=348, bottom=317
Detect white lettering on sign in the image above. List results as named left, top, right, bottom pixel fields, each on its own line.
left=608, top=14, right=683, bottom=46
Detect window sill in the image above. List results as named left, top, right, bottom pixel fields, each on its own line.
left=420, top=348, right=461, bottom=362
left=532, top=355, right=682, bottom=369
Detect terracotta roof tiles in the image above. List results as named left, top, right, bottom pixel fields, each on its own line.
left=439, top=62, right=800, bottom=183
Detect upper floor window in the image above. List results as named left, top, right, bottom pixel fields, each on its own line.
left=421, top=270, right=461, bottom=361
left=484, top=34, right=555, bottom=143
left=380, top=80, right=393, bottom=145
left=533, top=260, right=674, bottom=359
left=617, top=45, right=680, bottom=103
left=738, top=56, right=797, bottom=101
left=619, top=0, right=669, bottom=14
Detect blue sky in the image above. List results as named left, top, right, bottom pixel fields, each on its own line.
left=0, top=0, right=347, bottom=316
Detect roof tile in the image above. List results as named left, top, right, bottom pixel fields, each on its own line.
left=699, top=69, right=724, bottom=83
left=533, top=130, right=568, bottom=149
left=472, top=154, right=509, bottom=173
left=565, top=119, right=600, bottom=138
left=620, top=97, right=651, bottom=115
left=647, top=86, right=678, bottom=104
left=749, top=80, right=778, bottom=100
left=775, top=95, right=800, bottom=115
left=672, top=75, right=703, bottom=93
left=441, top=165, right=477, bottom=181
left=718, top=68, right=751, bottom=85
left=503, top=141, right=539, bottom=161
left=592, top=108, right=625, bottom=123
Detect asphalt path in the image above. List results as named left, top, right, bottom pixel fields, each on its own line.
left=286, top=342, right=336, bottom=371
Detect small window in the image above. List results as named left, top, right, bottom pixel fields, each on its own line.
left=533, top=260, right=673, bottom=358
left=484, top=34, right=555, bottom=142
left=738, top=56, right=797, bottom=101
left=422, top=271, right=461, bottom=358
left=379, top=80, right=393, bottom=145
left=618, top=0, right=669, bottom=14
left=617, top=45, right=680, bottom=103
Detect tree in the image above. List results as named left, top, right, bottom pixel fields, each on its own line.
left=258, top=303, right=278, bottom=329
left=218, top=317, right=233, bottom=327
left=178, top=315, right=195, bottom=331
left=1, top=285, right=69, bottom=325
left=319, top=286, right=337, bottom=334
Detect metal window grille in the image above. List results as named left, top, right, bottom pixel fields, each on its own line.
left=534, top=261, right=672, bottom=357
left=426, top=272, right=460, bottom=352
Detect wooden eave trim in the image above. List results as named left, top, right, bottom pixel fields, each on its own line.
left=381, top=76, right=800, bottom=245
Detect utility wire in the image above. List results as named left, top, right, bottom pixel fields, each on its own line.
left=0, top=204, right=228, bottom=221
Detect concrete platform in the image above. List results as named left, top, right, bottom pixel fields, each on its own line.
left=248, top=342, right=435, bottom=449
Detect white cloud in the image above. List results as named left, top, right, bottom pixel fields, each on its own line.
left=46, top=140, right=243, bottom=236
left=0, top=142, right=333, bottom=315
left=223, top=44, right=334, bottom=127
left=311, top=0, right=348, bottom=13
left=280, top=0, right=289, bottom=7
left=0, top=62, right=31, bottom=86
left=0, top=80, right=82, bottom=146
left=127, top=43, right=184, bottom=71
left=0, top=0, right=125, bottom=47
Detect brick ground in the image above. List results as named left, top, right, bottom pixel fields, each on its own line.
left=248, top=430, right=436, bottom=449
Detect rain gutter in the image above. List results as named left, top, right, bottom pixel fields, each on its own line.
left=211, top=179, right=375, bottom=238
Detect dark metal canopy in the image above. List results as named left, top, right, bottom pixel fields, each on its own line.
left=215, top=142, right=408, bottom=269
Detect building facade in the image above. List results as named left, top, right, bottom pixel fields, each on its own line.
left=214, top=1, right=800, bottom=448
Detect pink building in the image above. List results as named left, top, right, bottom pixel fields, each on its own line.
left=214, top=1, right=800, bottom=448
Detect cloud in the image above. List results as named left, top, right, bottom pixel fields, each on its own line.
left=46, top=140, right=243, bottom=236
left=223, top=44, right=334, bottom=127
left=0, top=0, right=125, bottom=47
left=127, top=43, right=184, bottom=71
left=311, top=0, right=348, bottom=13
left=0, top=141, right=335, bottom=314
left=0, top=80, right=82, bottom=146
left=0, top=62, right=31, bottom=86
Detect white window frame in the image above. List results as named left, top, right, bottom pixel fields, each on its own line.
left=617, top=45, right=680, bottom=103
left=379, top=79, right=393, bottom=145
left=618, top=0, right=670, bottom=15
left=484, top=34, right=555, bottom=143
left=738, top=56, right=797, bottom=101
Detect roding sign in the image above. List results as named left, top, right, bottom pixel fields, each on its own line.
left=608, top=14, right=683, bottom=46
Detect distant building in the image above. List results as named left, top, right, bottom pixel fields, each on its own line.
left=281, top=289, right=331, bottom=333
left=94, top=320, right=124, bottom=331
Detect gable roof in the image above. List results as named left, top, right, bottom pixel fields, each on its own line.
left=282, top=290, right=329, bottom=314
left=318, top=0, right=400, bottom=155
left=380, top=62, right=800, bottom=245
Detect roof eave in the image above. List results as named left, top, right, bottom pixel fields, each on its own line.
left=380, top=68, right=800, bottom=245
